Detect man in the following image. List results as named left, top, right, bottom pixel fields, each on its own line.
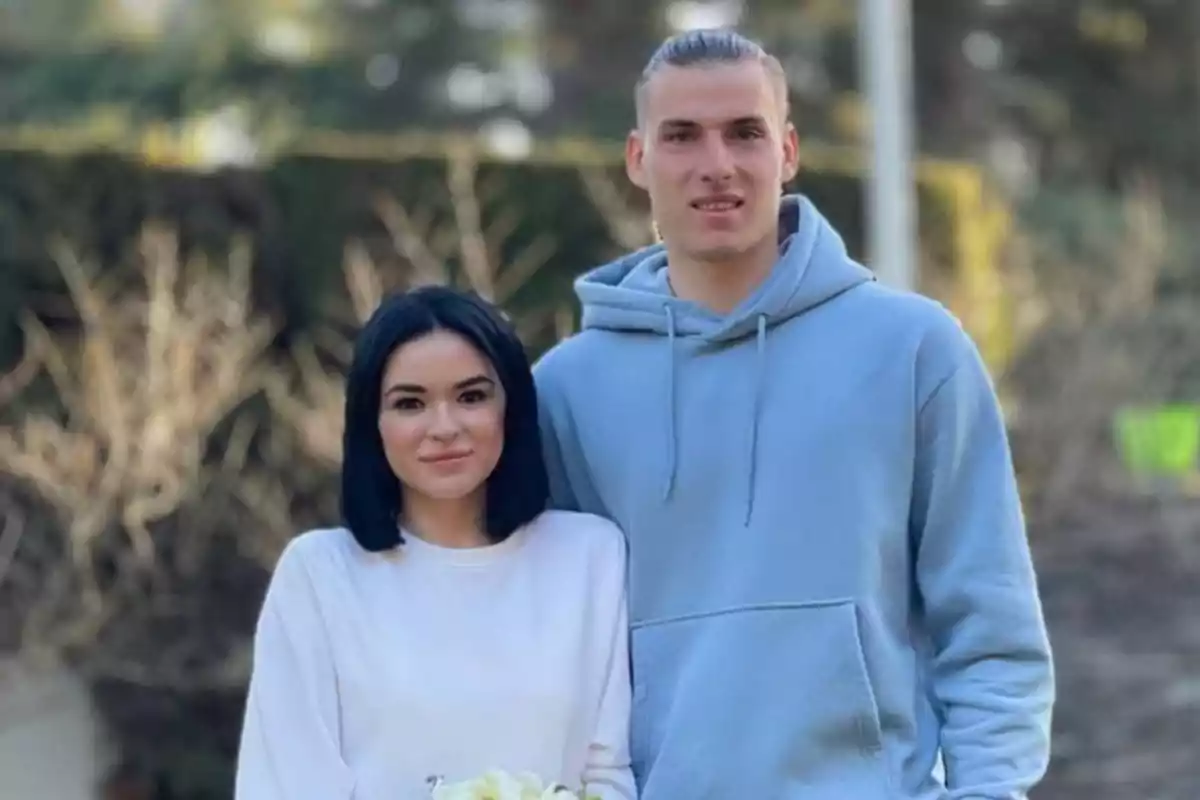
left=534, top=28, right=1054, bottom=800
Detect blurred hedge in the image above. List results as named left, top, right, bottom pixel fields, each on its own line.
left=0, top=128, right=1010, bottom=370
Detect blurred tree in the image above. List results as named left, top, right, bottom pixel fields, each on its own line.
left=986, top=0, right=1200, bottom=185
left=742, top=0, right=995, bottom=154
left=539, top=0, right=668, bottom=138
left=316, top=0, right=498, bottom=130
left=4, top=0, right=1200, bottom=191
left=0, top=0, right=500, bottom=132
left=741, top=0, right=1200, bottom=190
left=740, top=0, right=856, bottom=142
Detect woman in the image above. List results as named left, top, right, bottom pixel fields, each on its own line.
left=234, top=286, right=635, bottom=800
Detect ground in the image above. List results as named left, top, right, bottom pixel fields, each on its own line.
left=1032, top=494, right=1200, bottom=800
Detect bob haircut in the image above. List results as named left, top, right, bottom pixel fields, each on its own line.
left=340, top=285, right=549, bottom=552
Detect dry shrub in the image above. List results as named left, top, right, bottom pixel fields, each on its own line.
left=265, top=146, right=619, bottom=468
left=0, top=225, right=280, bottom=685
left=0, top=146, right=658, bottom=796
left=1004, top=179, right=1200, bottom=530
left=0, top=145, right=655, bottom=683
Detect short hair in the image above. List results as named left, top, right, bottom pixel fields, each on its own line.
left=635, top=29, right=790, bottom=125
left=340, top=285, right=548, bottom=552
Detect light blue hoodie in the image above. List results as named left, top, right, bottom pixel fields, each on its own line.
left=534, top=195, right=1054, bottom=799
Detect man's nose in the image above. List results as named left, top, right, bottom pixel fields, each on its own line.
left=700, top=134, right=735, bottom=182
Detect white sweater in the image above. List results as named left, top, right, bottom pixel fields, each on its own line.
left=234, top=510, right=635, bottom=800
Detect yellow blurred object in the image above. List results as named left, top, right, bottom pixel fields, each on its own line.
left=1077, top=7, right=1148, bottom=51
left=921, top=162, right=1016, bottom=373
left=830, top=93, right=867, bottom=142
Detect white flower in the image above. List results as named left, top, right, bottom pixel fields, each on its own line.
left=428, top=769, right=581, bottom=800
left=428, top=783, right=475, bottom=800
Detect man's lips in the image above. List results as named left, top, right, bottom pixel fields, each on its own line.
left=690, top=194, right=744, bottom=211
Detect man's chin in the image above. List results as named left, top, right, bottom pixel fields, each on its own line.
left=689, top=242, right=751, bottom=264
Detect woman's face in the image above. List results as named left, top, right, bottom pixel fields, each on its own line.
left=377, top=329, right=506, bottom=506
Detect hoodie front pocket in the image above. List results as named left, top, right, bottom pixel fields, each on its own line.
left=629, top=599, right=892, bottom=799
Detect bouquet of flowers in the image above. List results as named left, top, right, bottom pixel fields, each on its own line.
left=427, top=770, right=598, bottom=800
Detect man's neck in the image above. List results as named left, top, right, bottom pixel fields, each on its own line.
left=665, top=235, right=779, bottom=315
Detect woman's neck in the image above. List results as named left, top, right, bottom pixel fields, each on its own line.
left=400, top=491, right=488, bottom=549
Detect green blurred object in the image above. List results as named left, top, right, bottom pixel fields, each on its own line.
left=1114, top=404, right=1200, bottom=476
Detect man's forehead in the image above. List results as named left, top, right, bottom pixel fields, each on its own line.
left=640, top=60, right=780, bottom=126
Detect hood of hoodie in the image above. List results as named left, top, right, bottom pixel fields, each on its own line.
left=570, top=194, right=874, bottom=524
left=576, top=194, right=873, bottom=343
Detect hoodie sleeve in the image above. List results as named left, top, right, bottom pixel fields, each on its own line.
left=235, top=538, right=356, bottom=800
left=534, top=349, right=604, bottom=515
left=910, top=326, right=1055, bottom=799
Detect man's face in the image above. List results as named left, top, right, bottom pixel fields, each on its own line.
left=626, top=59, right=799, bottom=264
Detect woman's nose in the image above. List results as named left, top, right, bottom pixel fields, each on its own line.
left=427, top=403, right=462, bottom=439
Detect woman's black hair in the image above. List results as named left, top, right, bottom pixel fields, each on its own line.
left=340, top=285, right=548, bottom=551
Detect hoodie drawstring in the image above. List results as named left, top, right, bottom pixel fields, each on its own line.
left=661, top=304, right=678, bottom=500
left=660, top=306, right=767, bottom=525
left=745, top=314, right=767, bottom=525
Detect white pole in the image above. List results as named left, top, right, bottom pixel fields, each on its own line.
left=859, top=0, right=918, bottom=292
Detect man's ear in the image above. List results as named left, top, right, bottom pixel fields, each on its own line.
left=625, top=129, right=648, bottom=190
left=781, top=121, right=800, bottom=184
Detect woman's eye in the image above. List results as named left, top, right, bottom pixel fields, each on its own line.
left=392, top=397, right=421, bottom=410
left=460, top=389, right=488, bottom=404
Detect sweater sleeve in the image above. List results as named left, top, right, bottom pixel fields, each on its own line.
left=581, top=526, right=637, bottom=800
left=235, top=537, right=357, bottom=800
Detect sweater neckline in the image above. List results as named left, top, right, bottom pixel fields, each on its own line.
left=397, top=522, right=528, bottom=567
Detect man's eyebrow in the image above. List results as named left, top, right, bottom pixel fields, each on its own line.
left=659, top=116, right=767, bottom=128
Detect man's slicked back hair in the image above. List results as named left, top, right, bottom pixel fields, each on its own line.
left=635, top=28, right=790, bottom=125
